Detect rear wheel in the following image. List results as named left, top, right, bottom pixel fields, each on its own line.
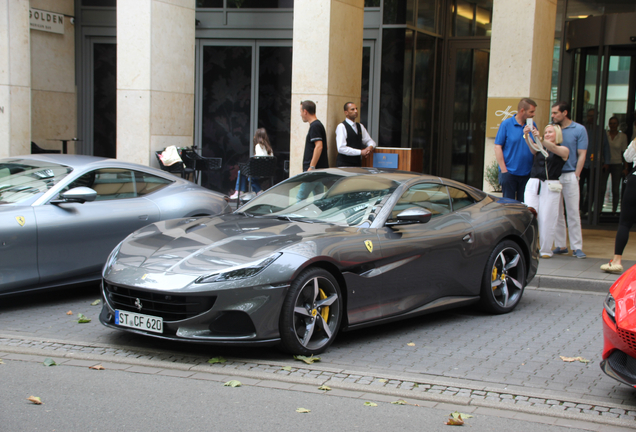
left=279, top=267, right=342, bottom=355
left=479, top=240, right=526, bottom=314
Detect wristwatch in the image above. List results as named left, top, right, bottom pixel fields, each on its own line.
left=309, top=166, right=315, bottom=169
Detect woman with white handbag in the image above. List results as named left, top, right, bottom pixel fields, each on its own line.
left=523, top=124, right=570, bottom=258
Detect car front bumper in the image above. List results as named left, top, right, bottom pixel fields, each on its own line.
left=600, top=309, right=636, bottom=388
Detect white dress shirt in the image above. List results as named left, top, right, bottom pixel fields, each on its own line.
left=335, top=118, right=377, bottom=156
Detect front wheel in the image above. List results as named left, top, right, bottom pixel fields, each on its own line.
left=279, top=268, right=342, bottom=355
left=479, top=240, right=526, bottom=314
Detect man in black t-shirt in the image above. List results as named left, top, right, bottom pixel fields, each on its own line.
left=298, top=100, right=329, bottom=201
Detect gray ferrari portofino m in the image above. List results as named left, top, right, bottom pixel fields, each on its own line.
left=100, top=168, right=538, bottom=355
left=0, top=154, right=230, bottom=295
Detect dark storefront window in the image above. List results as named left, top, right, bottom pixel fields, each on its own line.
left=93, top=43, right=116, bottom=159
left=412, top=33, right=436, bottom=172
left=452, top=0, right=492, bottom=37
left=201, top=46, right=252, bottom=193
left=384, top=0, right=410, bottom=24
left=379, top=29, right=414, bottom=148
left=417, top=0, right=440, bottom=33
left=361, top=46, right=371, bottom=128
left=258, top=46, right=293, bottom=184
left=82, top=0, right=115, bottom=6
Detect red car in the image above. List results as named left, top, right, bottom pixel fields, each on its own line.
left=601, top=265, right=636, bottom=388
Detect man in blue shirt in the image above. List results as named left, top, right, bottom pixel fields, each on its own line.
left=494, top=98, right=537, bottom=201
left=551, top=101, right=588, bottom=259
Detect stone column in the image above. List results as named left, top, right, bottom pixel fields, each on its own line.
left=0, top=0, right=31, bottom=157
left=484, top=0, right=557, bottom=191
left=289, top=0, right=364, bottom=176
left=117, top=0, right=195, bottom=165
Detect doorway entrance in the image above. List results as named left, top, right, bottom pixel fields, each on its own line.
left=440, top=39, right=490, bottom=189
left=566, top=14, right=636, bottom=225
left=195, top=40, right=293, bottom=195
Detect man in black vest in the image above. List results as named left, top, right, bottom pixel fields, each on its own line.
left=335, top=102, right=376, bottom=167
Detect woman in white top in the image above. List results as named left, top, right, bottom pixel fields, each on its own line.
left=599, top=116, right=628, bottom=214
left=601, top=138, right=636, bottom=274
left=230, top=128, right=274, bottom=199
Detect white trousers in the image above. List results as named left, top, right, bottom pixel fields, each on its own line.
left=524, top=178, right=562, bottom=257
left=554, top=172, right=583, bottom=251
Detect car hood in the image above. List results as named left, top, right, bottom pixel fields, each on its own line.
left=108, top=214, right=346, bottom=278
left=610, top=269, right=636, bottom=331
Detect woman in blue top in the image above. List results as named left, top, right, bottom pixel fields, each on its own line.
left=523, top=124, right=569, bottom=258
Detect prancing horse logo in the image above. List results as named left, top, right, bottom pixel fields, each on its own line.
left=134, top=298, right=143, bottom=312
left=364, top=240, right=373, bottom=253
left=15, top=216, right=25, bottom=226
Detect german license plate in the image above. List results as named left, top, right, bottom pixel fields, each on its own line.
left=115, top=310, right=163, bottom=334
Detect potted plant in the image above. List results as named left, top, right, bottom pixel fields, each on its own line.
left=485, top=160, right=501, bottom=194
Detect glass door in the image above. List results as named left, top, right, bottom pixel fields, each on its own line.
left=195, top=40, right=293, bottom=194
left=442, top=39, right=490, bottom=188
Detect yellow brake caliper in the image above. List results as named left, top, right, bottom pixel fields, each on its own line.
left=491, top=267, right=498, bottom=290
left=319, top=289, right=329, bottom=322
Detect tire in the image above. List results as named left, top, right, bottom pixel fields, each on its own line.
left=279, top=267, right=342, bottom=355
left=479, top=240, right=526, bottom=314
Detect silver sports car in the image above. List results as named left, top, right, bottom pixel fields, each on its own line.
left=1, top=154, right=231, bottom=295
left=100, top=168, right=538, bottom=355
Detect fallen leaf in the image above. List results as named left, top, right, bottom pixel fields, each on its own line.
left=224, top=380, right=242, bottom=387
left=445, top=417, right=464, bottom=426
left=318, top=385, right=331, bottom=391
left=66, top=311, right=73, bottom=315
left=281, top=366, right=292, bottom=371
left=559, top=356, right=590, bottom=364
left=407, top=342, right=415, bottom=346
left=293, top=355, right=321, bottom=365
left=364, top=402, right=378, bottom=407
left=27, top=396, right=43, bottom=405
left=89, top=364, right=105, bottom=370
left=42, top=358, right=56, bottom=367
left=413, top=383, right=419, bottom=387
left=90, top=299, right=101, bottom=306
left=77, top=313, right=91, bottom=324
left=296, top=408, right=311, bottom=413
left=207, top=356, right=227, bottom=364
left=378, top=379, right=388, bottom=383
left=0, top=359, right=4, bottom=364
left=450, top=411, right=473, bottom=419
left=391, top=399, right=407, bottom=405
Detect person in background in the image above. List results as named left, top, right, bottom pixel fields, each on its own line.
left=598, top=116, right=628, bottom=214
left=523, top=124, right=569, bottom=258
left=297, top=100, right=329, bottom=201
left=229, top=128, right=274, bottom=199
left=494, top=98, right=537, bottom=202
left=601, top=138, right=636, bottom=274
left=335, top=102, right=376, bottom=167
left=551, top=101, right=588, bottom=259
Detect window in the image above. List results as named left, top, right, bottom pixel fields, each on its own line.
left=389, top=183, right=451, bottom=220
left=448, top=186, right=475, bottom=211
left=65, top=169, right=172, bottom=201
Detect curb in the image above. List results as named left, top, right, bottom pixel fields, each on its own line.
left=1, top=342, right=634, bottom=429
left=529, top=275, right=612, bottom=292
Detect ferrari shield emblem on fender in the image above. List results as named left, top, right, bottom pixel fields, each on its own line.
left=15, top=216, right=25, bottom=226
left=364, top=240, right=373, bottom=253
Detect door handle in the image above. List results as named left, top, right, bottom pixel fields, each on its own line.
left=138, top=215, right=149, bottom=220
left=462, top=233, right=474, bottom=243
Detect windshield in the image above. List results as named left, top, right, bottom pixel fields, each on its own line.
left=0, top=159, right=73, bottom=204
left=239, top=171, right=399, bottom=226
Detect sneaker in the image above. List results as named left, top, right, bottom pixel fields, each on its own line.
left=540, top=254, right=552, bottom=259
left=600, top=260, right=623, bottom=274
left=573, top=249, right=586, bottom=259
left=229, top=191, right=239, bottom=200
left=552, top=247, right=568, bottom=254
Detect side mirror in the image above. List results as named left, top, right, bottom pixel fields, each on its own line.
left=396, top=207, right=432, bottom=224
left=52, top=187, right=97, bottom=204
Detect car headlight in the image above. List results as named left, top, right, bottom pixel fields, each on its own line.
left=604, top=293, right=616, bottom=321
left=103, top=241, right=123, bottom=276
left=195, top=253, right=282, bottom=284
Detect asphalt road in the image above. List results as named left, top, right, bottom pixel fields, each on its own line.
left=1, top=282, right=635, bottom=429
left=0, top=359, right=604, bottom=432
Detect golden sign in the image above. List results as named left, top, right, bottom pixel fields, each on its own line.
left=486, top=98, right=520, bottom=138
left=364, top=240, right=373, bottom=253
left=15, top=216, right=25, bottom=226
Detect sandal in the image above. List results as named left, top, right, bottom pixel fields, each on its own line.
left=600, top=260, right=623, bottom=274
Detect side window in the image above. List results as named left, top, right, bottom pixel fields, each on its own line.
left=389, top=183, right=451, bottom=221
left=448, top=187, right=475, bottom=211
left=64, top=169, right=171, bottom=201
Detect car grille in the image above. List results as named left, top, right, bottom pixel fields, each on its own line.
left=618, top=328, right=636, bottom=352
left=606, top=349, right=636, bottom=384
left=104, top=283, right=216, bottom=322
